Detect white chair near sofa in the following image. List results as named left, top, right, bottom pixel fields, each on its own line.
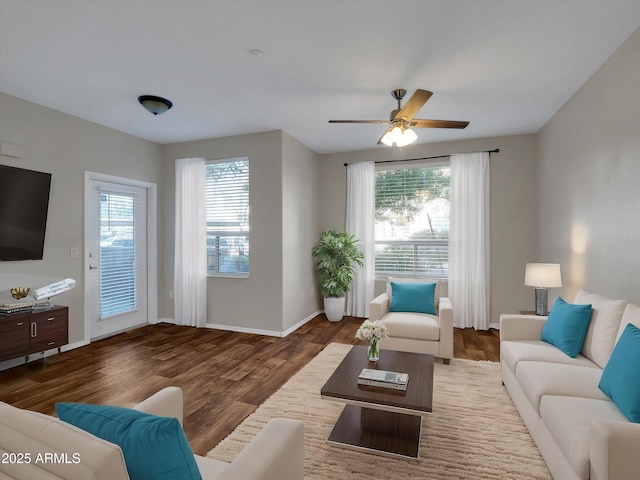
left=0, top=386, right=304, bottom=480
left=369, top=278, right=453, bottom=364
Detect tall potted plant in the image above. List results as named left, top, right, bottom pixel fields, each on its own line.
left=312, top=230, right=364, bottom=322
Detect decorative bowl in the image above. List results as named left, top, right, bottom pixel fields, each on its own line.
left=10, top=287, right=31, bottom=300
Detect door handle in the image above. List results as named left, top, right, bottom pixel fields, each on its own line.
left=89, top=265, right=100, bottom=270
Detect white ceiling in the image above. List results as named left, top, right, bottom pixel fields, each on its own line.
left=1, top=1, right=640, bottom=155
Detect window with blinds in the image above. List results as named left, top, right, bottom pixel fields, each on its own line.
left=205, top=158, right=249, bottom=276
left=375, top=162, right=450, bottom=277
left=99, top=191, right=138, bottom=318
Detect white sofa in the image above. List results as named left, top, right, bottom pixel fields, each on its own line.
left=0, top=386, right=304, bottom=480
left=500, top=289, right=640, bottom=480
left=370, top=278, right=453, bottom=364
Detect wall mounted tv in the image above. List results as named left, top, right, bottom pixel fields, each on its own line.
left=0, top=164, right=52, bottom=261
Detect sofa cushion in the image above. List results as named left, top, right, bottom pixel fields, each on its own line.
left=516, top=361, right=609, bottom=413
left=540, top=396, right=626, bottom=480
left=0, top=401, right=129, bottom=480
left=616, top=302, right=640, bottom=343
left=380, top=312, right=440, bottom=341
left=501, top=340, right=598, bottom=374
left=541, top=297, right=592, bottom=357
left=599, top=323, right=640, bottom=423
left=574, top=289, right=626, bottom=368
left=194, top=455, right=229, bottom=479
left=389, top=281, right=436, bottom=314
left=56, top=403, right=201, bottom=480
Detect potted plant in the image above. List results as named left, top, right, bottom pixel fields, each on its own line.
left=312, top=230, right=364, bottom=322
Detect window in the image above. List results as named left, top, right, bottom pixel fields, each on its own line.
left=375, top=162, right=450, bottom=277
left=99, top=190, right=138, bottom=318
left=205, top=158, right=249, bottom=276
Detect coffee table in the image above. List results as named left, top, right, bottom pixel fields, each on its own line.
left=320, top=345, right=434, bottom=459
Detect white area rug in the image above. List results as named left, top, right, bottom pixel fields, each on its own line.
left=207, top=343, right=551, bottom=479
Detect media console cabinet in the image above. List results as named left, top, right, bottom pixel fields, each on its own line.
left=0, top=305, right=68, bottom=363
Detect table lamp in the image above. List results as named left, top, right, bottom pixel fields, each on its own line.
left=524, top=263, right=562, bottom=315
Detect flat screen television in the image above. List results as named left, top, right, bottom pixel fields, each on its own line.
left=0, top=164, right=52, bottom=261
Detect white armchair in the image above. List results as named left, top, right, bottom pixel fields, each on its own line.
left=370, top=278, right=453, bottom=364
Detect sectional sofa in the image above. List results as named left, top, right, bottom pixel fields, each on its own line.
left=0, top=386, right=304, bottom=480
left=500, top=289, right=640, bottom=480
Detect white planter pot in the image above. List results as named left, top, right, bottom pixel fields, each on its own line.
left=323, top=296, right=345, bottom=322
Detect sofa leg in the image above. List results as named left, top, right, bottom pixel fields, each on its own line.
left=443, top=358, right=450, bottom=365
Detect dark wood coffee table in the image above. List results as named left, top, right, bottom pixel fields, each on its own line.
left=320, top=345, right=434, bottom=459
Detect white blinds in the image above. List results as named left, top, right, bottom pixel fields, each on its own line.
left=205, top=158, right=250, bottom=276
left=99, top=190, right=140, bottom=319
left=374, top=164, right=450, bottom=277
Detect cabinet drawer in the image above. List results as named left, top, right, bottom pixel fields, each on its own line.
left=30, top=310, right=69, bottom=352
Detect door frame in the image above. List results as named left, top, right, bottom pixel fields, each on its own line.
left=83, top=171, right=158, bottom=343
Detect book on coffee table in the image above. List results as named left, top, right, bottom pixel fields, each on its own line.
left=357, top=368, right=409, bottom=390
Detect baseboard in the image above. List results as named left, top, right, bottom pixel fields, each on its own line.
left=124, top=313, right=321, bottom=338
left=281, top=310, right=322, bottom=337
left=490, top=322, right=500, bottom=330
left=205, top=322, right=283, bottom=337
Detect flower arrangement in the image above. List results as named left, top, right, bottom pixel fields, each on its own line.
left=355, top=319, right=389, bottom=361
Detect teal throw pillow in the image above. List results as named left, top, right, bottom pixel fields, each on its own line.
left=389, top=281, right=436, bottom=315
left=541, top=297, right=592, bottom=357
left=599, top=323, right=640, bottom=423
left=55, top=403, right=201, bottom=480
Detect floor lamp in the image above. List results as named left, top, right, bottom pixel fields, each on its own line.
left=524, top=263, right=562, bottom=316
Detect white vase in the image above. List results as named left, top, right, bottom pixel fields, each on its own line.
left=323, top=296, right=345, bottom=322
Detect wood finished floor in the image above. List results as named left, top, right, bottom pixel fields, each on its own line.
left=0, top=315, right=499, bottom=455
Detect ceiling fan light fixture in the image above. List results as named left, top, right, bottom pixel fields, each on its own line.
left=381, top=125, right=417, bottom=147
left=381, top=126, right=401, bottom=146
left=138, top=95, right=173, bottom=116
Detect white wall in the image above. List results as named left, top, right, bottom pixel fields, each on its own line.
left=0, top=93, right=163, bottom=344
left=317, top=134, right=539, bottom=326
left=282, top=133, right=322, bottom=331
left=538, top=27, right=640, bottom=304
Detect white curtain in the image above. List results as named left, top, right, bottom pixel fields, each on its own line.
left=345, top=162, right=375, bottom=317
left=174, top=157, right=207, bottom=327
left=449, top=152, right=490, bottom=330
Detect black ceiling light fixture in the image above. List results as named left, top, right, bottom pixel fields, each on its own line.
left=138, top=95, right=173, bottom=116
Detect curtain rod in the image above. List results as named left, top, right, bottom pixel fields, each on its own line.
left=343, top=148, right=499, bottom=167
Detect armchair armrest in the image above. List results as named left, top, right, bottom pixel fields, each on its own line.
left=133, top=386, right=184, bottom=426
left=591, top=419, right=640, bottom=480
left=370, top=293, right=389, bottom=322
left=218, top=418, right=304, bottom=480
left=499, top=314, right=547, bottom=343
left=438, top=297, right=453, bottom=361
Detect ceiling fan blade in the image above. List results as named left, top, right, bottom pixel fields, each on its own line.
left=410, top=119, right=469, bottom=129
left=328, top=120, right=391, bottom=124
left=394, top=89, right=432, bottom=121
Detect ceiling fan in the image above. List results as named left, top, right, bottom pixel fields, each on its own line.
left=329, top=88, right=469, bottom=147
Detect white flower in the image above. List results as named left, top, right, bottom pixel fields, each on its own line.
left=355, top=319, right=389, bottom=342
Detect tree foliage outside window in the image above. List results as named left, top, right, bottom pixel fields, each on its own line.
left=375, top=165, right=450, bottom=277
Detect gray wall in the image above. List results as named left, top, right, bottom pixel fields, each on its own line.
left=538, top=27, right=640, bottom=305
left=282, top=132, right=322, bottom=331
left=317, top=134, right=539, bottom=326
left=0, top=93, right=163, bottom=344
left=162, top=130, right=321, bottom=334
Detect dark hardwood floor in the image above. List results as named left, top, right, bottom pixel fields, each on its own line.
left=0, top=315, right=499, bottom=455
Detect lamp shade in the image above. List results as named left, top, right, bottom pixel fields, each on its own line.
left=524, top=263, right=562, bottom=288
